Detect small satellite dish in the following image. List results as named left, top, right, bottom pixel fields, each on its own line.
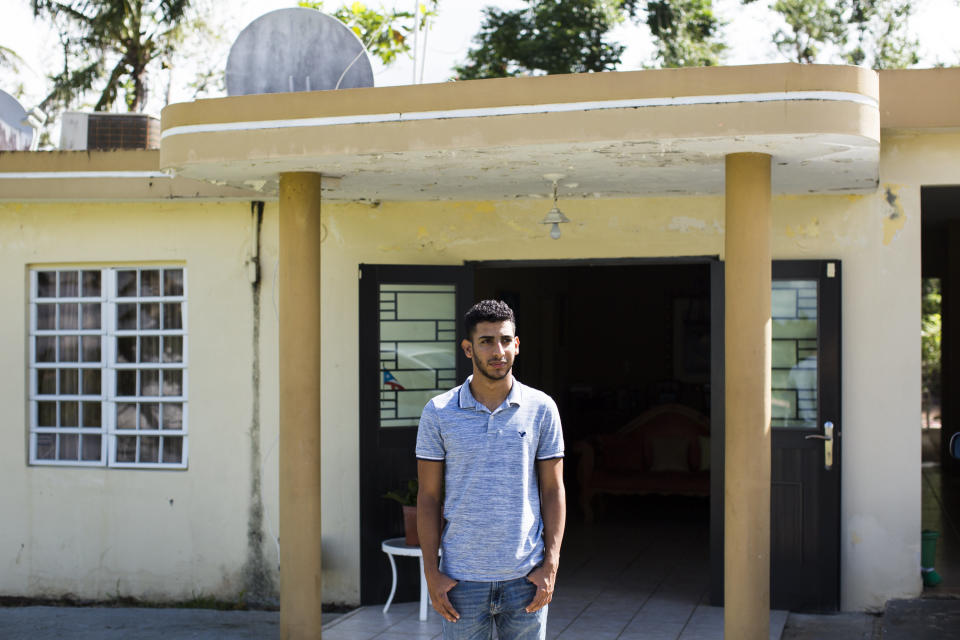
left=0, top=89, right=35, bottom=150
left=226, top=7, right=374, bottom=96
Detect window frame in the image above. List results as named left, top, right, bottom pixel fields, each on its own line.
left=28, top=266, right=189, bottom=469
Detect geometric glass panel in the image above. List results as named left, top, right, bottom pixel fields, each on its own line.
left=379, top=283, right=456, bottom=428
left=396, top=292, right=456, bottom=320
left=771, top=280, right=818, bottom=428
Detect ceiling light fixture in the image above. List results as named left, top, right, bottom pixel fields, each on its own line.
left=541, top=173, right=570, bottom=240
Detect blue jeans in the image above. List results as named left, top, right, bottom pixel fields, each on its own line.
left=442, top=577, right=547, bottom=640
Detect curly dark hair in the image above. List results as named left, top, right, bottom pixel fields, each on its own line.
left=463, top=299, right=516, bottom=339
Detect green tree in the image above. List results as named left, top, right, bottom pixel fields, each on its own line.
left=845, top=0, right=919, bottom=69
left=299, top=1, right=439, bottom=67
left=646, top=0, right=726, bottom=67
left=31, top=0, right=193, bottom=113
left=159, top=0, right=224, bottom=104
left=0, top=44, right=26, bottom=74
left=769, top=0, right=846, bottom=63
left=0, top=44, right=32, bottom=106
left=747, top=0, right=920, bottom=68
left=454, top=0, right=626, bottom=79
left=922, top=278, right=942, bottom=427
left=454, top=0, right=727, bottom=79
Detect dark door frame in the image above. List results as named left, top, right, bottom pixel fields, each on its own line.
left=709, top=260, right=726, bottom=605
left=470, top=257, right=721, bottom=269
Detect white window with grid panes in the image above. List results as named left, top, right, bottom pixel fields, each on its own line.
left=29, top=267, right=188, bottom=468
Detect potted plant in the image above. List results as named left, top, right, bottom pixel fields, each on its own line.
left=384, top=479, right=419, bottom=546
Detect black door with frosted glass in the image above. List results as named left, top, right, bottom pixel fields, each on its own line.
left=711, top=260, right=841, bottom=612
left=769, top=261, right=842, bottom=611
left=358, top=265, right=473, bottom=605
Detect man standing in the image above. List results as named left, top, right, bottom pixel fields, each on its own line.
left=416, top=299, right=566, bottom=640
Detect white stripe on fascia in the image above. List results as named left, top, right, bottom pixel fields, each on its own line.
left=0, top=171, right=171, bottom=179
left=161, top=90, right=878, bottom=139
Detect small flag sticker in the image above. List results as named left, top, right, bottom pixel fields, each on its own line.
left=383, top=370, right=405, bottom=390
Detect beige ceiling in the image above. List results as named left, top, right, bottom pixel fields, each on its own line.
left=193, top=132, right=878, bottom=202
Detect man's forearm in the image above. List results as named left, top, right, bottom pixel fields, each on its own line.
left=416, top=460, right=460, bottom=622
left=540, top=483, right=566, bottom=568
left=524, top=476, right=566, bottom=614
left=417, top=492, right=443, bottom=575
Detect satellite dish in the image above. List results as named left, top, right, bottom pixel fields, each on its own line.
left=0, top=89, right=35, bottom=150
left=226, top=7, right=374, bottom=96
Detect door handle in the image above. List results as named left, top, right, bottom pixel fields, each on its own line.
left=805, top=421, right=834, bottom=470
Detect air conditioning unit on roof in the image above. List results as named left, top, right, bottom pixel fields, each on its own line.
left=60, top=112, right=160, bottom=150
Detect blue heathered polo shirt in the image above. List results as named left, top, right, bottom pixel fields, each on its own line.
left=416, top=375, right=564, bottom=582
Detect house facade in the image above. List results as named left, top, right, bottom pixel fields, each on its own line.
left=2, top=63, right=958, bottom=638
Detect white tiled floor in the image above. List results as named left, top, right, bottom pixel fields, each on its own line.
left=322, top=595, right=787, bottom=639
left=324, top=498, right=788, bottom=639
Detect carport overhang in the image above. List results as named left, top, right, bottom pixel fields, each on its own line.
left=159, top=63, right=880, bottom=200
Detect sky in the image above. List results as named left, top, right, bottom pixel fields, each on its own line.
left=1, top=0, right=959, bottom=119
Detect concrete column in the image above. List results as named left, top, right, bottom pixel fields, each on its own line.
left=724, top=153, right=772, bottom=639
left=278, top=172, right=324, bottom=639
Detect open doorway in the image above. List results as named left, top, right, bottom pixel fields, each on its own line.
left=474, top=261, right=715, bottom=609
left=920, top=187, right=960, bottom=595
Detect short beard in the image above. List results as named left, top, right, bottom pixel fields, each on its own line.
left=473, top=352, right=510, bottom=381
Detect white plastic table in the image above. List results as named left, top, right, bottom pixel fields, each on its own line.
left=381, top=537, right=437, bottom=621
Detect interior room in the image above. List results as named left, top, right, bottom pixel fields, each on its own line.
left=474, top=261, right=715, bottom=611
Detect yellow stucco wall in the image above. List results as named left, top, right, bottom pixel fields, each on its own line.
left=0, top=200, right=281, bottom=603
left=837, top=129, right=960, bottom=610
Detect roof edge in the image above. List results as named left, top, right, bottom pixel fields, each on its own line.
left=162, top=63, right=878, bottom=131
left=0, top=149, right=161, bottom=173
left=880, top=67, right=960, bottom=130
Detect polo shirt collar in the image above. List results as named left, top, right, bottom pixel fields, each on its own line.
left=459, top=375, right=523, bottom=411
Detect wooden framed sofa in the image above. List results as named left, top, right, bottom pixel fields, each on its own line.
left=571, top=404, right=710, bottom=523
